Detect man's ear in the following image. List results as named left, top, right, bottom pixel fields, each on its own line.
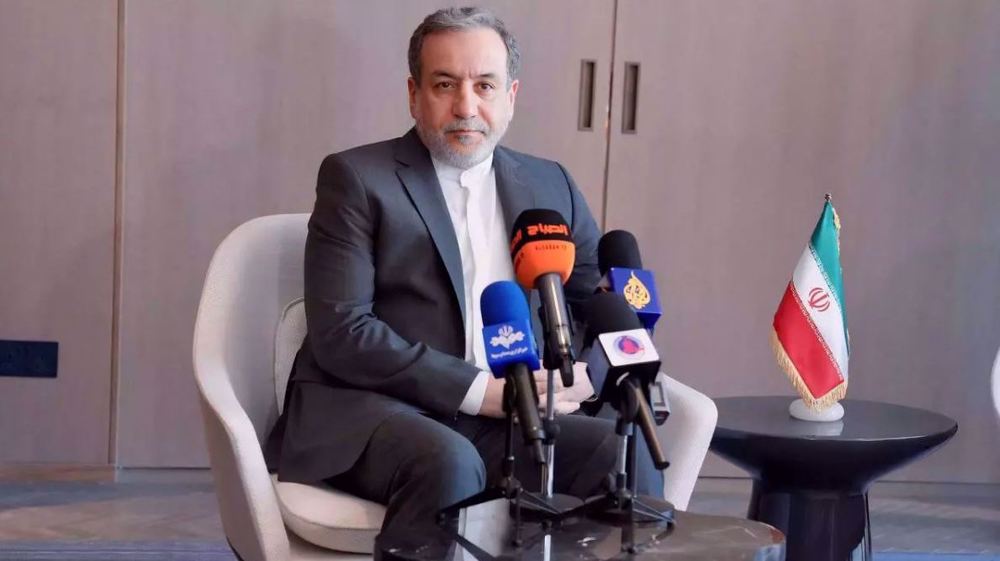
left=507, top=79, right=519, bottom=112
left=407, top=76, right=418, bottom=119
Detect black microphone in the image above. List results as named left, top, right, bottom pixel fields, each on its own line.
left=598, top=230, right=643, bottom=271
left=509, top=209, right=576, bottom=387
left=597, top=230, right=662, bottom=330
left=583, top=292, right=669, bottom=470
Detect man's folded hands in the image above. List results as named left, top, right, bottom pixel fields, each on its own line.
left=479, top=362, right=596, bottom=418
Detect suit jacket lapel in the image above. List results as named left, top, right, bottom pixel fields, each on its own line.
left=493, top=145, right=538, bottom=306
left=394, top=130, right=467, bottom=324
left=493, top=145, right=536, bottom=235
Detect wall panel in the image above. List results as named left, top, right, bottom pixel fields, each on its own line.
left=0, top=1, right=117, bottom=463
left=118, top=0, right=422, bottom=466
left=607, top=0, right=1000, bottom=482
left=483, top=1, right=615, bottom=214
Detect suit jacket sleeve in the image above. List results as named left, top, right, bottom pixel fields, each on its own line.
left=303, top=153, right=480, bottom=416
left=555, top=163, right=606, bottom=403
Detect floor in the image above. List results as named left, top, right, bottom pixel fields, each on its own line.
left=0, top=469, right=997, bottom=559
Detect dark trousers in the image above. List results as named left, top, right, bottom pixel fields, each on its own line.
left=328, top=411, right=664, bottom=538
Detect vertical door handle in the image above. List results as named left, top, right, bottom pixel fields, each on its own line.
left=622, top=62, right=640, bottom=134
left=578, top=60, right=596, bottom=131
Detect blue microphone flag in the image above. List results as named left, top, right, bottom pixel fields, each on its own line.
left=481, top=281, right=541, bottom=377
left=603, top=267, right=662, bottom=330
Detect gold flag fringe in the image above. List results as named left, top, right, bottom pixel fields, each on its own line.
left=769, top=328, right=847, bottom=411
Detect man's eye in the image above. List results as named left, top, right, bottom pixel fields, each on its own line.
left=478, top=83, right=496, bottom=91
left=435, top=82, right=454, bottom=89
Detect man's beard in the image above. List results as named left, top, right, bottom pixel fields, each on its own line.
left=415, top=117, right=507, bottom=170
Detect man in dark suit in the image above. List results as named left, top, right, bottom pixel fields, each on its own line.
left=265, top=7, right=662, bottom=537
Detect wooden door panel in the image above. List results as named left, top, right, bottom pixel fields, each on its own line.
left=0, top=1, right=117, bottom=463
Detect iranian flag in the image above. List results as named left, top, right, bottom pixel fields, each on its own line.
left=770, top=196, right=849, bottom=409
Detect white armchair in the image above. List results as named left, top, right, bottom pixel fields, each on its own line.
left=192, top=213, right=717, bottom=560
left=655, top=375, right=718, bottom=510
left=992, top=346, right=1000, bottom=418
left=193, top=214, right=375, bottom=561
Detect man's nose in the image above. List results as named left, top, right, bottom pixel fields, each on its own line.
left=452, top=83, right=477, bottom=119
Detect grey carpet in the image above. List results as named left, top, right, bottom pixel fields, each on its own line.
left=0, top=540, right=237, bottom=561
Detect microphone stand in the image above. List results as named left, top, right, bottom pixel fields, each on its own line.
left=536, top=306, right=583, bottom=515
left=543, top=366, right=555, bottom=498
left=558, top=376, right=675, bottom=527
left=438, top=372, right=559, bottom=545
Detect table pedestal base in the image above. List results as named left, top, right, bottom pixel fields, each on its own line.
left=749, top=481, right=870, bottom=561
left=711, top=398, right=958, bottom=561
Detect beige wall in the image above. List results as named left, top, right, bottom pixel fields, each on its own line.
left=0, top=1, right=996, bottom=482
left=606, top=0, right=1000, bottom=483
left=115, top=0, right=351, bottom=467
left=0, top=1, right=118, bottom=464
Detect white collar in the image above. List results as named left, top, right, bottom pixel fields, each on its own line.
left=432, top=153, right=495, bottom=188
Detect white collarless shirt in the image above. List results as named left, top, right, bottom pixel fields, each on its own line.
left=432, top=154, right=515, bottom=415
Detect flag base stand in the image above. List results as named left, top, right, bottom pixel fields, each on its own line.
left=789, top=399, right=844, bottom=422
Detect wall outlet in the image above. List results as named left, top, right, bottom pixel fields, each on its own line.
left=0, top=340, right=58, bottom=378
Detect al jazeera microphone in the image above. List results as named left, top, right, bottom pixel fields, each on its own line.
left=597, top=230, right=662, bottom=330
left=509, top=209, right=576, bottom=388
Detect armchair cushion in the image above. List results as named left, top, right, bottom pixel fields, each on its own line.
left=273, top=474, right=385, bottom=554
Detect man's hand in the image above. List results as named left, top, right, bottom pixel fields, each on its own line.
left=536, top=362, right=595, bottom=416
left=478, top=362, right=596, bottom=418
left=478, top=371, right=558, bottom=418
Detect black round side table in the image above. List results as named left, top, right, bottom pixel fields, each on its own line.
left=710, top=396, right=958, bottom=561
left=376, top=501, right=785, bottom=561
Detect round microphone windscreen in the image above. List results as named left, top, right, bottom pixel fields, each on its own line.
left=481, top=280, right=530, bottom=325
left=598, top=230, right=642, bottom=275
left=509, top=209, right=575, bottom=288
left=583, top=291, right=643, bottom=348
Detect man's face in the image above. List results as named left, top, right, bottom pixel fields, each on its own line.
left=408, top=28, right=519, bottom=169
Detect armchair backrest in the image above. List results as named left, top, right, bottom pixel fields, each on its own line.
left=193, top=213, right=310, bottom=561
left=993, top=346, right=1000, bottom=418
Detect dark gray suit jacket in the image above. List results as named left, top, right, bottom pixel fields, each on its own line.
left=265, top=129, right=602, bottom=484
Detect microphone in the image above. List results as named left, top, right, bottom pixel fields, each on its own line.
left=509, top=209, right=576, bottom=388
left=481, top=280, right=546, bottom=463
left=583, top=292, right=669, bottom=470
left=597, top=230, right=662, bottom=330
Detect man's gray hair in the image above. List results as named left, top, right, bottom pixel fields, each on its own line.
left=408, top=7, right=520, bottom=87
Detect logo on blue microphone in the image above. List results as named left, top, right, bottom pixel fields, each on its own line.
left=483, top=318, right=541, bottom=372
left=614, top=335, right=645, bottom=358
left=490, top=325, right=525, bottom=349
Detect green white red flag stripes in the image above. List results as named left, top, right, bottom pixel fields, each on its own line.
left=770, top=197, right=850, bottom=409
